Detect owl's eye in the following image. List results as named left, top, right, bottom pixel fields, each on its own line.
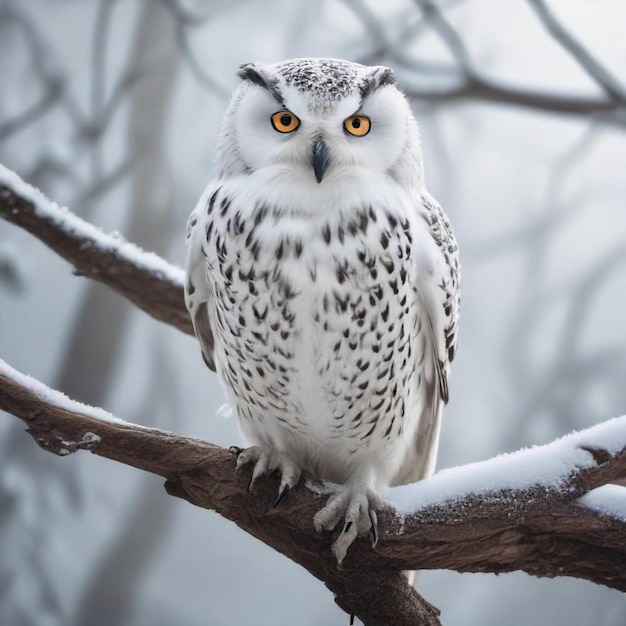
left=343, top=115, right=371, bottom=137
left=271, top=111, right=300, bottom=133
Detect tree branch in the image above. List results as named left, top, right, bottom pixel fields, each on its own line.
left=401, top=0, right=626, bottom=124
left=0, top=164, right=193, bottom=336
left=1, top=359, right=625, bottom=626
left=528, top=0, right=626, bottom=103
left=404, top=76, right=626, bottom=119
left=414, top=0, right=474, bottom=75
left=0, top=361, right=441, bottom=626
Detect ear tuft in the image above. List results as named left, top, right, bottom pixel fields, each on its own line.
left=238, top=63, right=282, bottom=102
left=360, top=66, right=396, bottom=97
left=238, top=63, right=266, bottom=87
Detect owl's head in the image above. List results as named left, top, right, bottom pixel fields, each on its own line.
left=216, top=58, right=422, bottom=193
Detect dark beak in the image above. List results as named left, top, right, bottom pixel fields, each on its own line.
left=312, top=139, right=329, bottom=183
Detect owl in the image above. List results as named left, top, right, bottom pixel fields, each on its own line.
left=185, top=58, right=460, bottom=563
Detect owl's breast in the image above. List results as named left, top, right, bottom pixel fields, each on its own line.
left=201, top=184, right=429, bottom=483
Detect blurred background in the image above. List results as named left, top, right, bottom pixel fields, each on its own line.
left=1, top=0, right=625, bottom=624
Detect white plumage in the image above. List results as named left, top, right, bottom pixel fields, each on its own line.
left=185, top=58, right=460, bottom=562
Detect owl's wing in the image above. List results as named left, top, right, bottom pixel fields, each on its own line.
left=392, top=191, right=460, bottom=486
left=184, top=189, right=216, bottom=372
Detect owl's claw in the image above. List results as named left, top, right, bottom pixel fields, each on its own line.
left=272, top=483, right=290, bottom=508
left=233, top=445, right=302, bottom=503
left=368, top=509, right=378, bottom=547
left=314, top=481, right=386, bottom=564
left=229, top=445, right=244, bottom=459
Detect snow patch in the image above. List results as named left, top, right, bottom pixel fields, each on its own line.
left=578, top=484, right=626, bottom=521
left=0, top=163, right=185, bottom=286
left=388, top=416, right=626, bottom=514
left=81, top=432, right=101, bottom=445
left=0, top=359, right=127, bottom=426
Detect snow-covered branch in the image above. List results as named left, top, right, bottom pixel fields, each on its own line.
left=0, top=164, right=193, bottom=336
left=1, top=357, right=625, bottom=626
left=0, top=360, right=440, bottom=626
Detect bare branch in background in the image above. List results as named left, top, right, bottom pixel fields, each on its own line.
left=483, top=116, right=626, bottom=447
left=162, top=0, right=231, bottom=99
left=404, top=75, right=626, bottom=121
left=73, top=154, right=134, bottom=207
left=89, top=0, right=117, bottom=179
left=0, top=4, right=66, bottom=141
left=0, top=80, right=63, bottom=142
left=0, top=245, right=24, bottom=293
left=0, top=3, right=85, bottom=131
left=348, top=0, right=462, bottom=75
left=161, top=0, right=219, bottom=25
left=414, top=0, right=474, bottom=75
left=25, top=154, right=81, bottom=190
left=528, top=0, right=626, bottom=103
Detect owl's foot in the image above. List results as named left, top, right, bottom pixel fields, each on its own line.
left=313, top=481, right=386, bottom=564
left=230, top=445, right=302, bottom=506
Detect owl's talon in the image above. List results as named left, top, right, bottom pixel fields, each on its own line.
left=250, top=453, right=270, bottom=486
left=272, top=484, right=289, bottom=508
left=231, top=445, right=302, bottom=501
left=368, top=509, right=378, bottom=547
left=314, top=481, right=385, bottom=564
left=332, top=520, right=359, bottom=564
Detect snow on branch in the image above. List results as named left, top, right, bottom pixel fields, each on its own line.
left=0, top=164, right=193, bottom=336
left=389, top=417, right=626, bottom=513
left=1, top=357, right=625, bottom=626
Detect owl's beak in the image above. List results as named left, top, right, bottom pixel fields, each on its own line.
left=312, top=139, right=329, bottom=183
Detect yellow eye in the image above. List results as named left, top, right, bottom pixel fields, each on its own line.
left=344, top=115, right=371, bottom=137
left=271, top=110, right=300, bottom=133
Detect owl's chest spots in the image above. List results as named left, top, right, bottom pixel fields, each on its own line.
left=205, top=200, right=412, bottom=325
left=202, top=194, right=420, bottom=442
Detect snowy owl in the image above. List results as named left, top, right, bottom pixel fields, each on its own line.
left=185, top=58, right=460, bottom=563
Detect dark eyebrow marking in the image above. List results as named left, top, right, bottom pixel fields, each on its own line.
left=238, top=64, right=283, bottom=104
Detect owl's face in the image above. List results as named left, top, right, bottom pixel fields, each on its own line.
left=217, top=59, right=419, bottom=191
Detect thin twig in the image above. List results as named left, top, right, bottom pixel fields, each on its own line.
left=528, top=0, right=626, bottom=102
left=414, top=0, right=474, bottom=75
